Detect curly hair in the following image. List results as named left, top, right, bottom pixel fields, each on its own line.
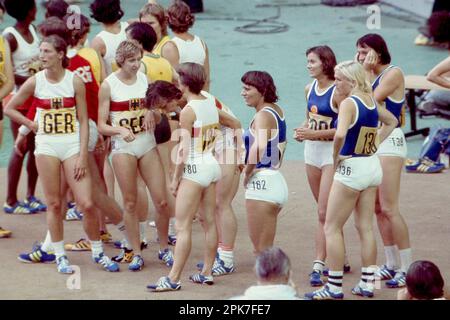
left=145, top=81, right=182, bottom=109
left=4, top=0, right=36, bottom=21
left=241, top=71, right=279, bottom=103
left=115, top=40, right=143, bottom=68
left=139, top=2, right=168, bottom=36
left=167, top=0, right=195, bottom=34
left=306, top=45, right=337, bottom=80
left=90, top=0, right=124, bottom=24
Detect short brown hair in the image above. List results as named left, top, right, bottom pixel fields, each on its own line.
left=145, top=80, right=182, bottom=109
left=38, top=16, right=68, bottom=39
left=115, top=40, right=143, bottom=68
left=139, top=2, right=168, bottom=36
left=167, top=0, right=194, bottom=34
left=176, top=62, right=205, bottom=94
left=406, top=260, right=445, bottom=300
left=241, top=71, right=278, bottom=103
left=306, top=45, right=337, bottom=80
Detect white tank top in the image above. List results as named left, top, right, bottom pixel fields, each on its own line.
left=95, top=22, right=128, bottom=75
left=2, top=25, right=40, bottom=83
left=188, top=93, right=219, bottom=158
left=105, top=72, right=148, bottom=135
left=171, top=35, right=206, bottom=65
left=34, top=70, right=77, bottom=136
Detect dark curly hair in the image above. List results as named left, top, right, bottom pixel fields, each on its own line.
left=90, top=0, right=124, bottom=24
left=167, top=0, right=195, bottom=34
left=241, top=71, right=278, bottom=103
left=177, top=63, right=205, bottom=95
left=126, top=22, right=157, bottom=53
left=145, top=81, right=182, bottom=109
left=306, top=45, right=337, bottom=80
left=45, top=0, right=69, bottom=19
left=4, top=0, right=36, bottom=21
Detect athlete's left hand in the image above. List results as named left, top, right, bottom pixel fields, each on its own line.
left=94, top=135, right=105, bottom=154
left=333, top=154, right=351, bottom=170
left=295, top=127, right=316, bottom=141
left=142, top=109, right=156, bottom=132
left=243, top=171, right=254, bottom=188
left=74, top=155, right=88, bottom=181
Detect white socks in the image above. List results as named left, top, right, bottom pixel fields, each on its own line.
left=139, top=221, right=147, bottom=242
left=90, top=240, right=103, bottom=258
left=41, top=231, right=53, bottom=252
left=218, top=247, right=234, bottom=267
left=312, top=260, right=325, bottom=273
left=384, top=245, right=400, bottom=270
left=52, top=241, right=65, bottom=260
left=399, top=248, right=412, bottom=273
left=168, top=218, right=176, bottom=237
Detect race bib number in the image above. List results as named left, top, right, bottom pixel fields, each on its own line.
left=195, top=123, right=219, bottom=153
left=336, top=164, right=352, bottom=176
left=39, top=108, right=77, bottom=135
left=388, top=136, right=404, bottom=148
left=112, top=109, right=146, bottom=135
left=308, top=112, right=332, bottom=131
left=184, top=164, right=198, bottom=175
left=354, top=126, right=379, bottom=156
left=250, top=179, right=267, bottom=191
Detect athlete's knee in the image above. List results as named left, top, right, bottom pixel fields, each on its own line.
left=77, top=199, right=95, bottom=214
left=378, top=205, right=397, bottom=219
left=123, top=199, right=137, bottom=214
left=47, top=199, right=62, bottom=215
left=354, top=220, right=373, bottom=235
left=323, top=220, right=340, bottom=238
left=317, top=207, right=327, bottom=225
left=155, top=199, right=168, bottom=212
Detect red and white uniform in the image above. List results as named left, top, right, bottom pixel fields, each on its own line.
left=105, top=71, right=155, bottom=158
left=33, top=69, right=80, bottom=161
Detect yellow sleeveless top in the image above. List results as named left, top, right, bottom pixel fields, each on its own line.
left=141, top=53, right=173, bottom=82
left=0, top=37, right=7, bottom=86
left=77, top=47, right=102, bottom=85
left=152, top=35, right=171, bottom=56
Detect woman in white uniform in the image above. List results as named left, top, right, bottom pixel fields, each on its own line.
left=5, top=35, right=119, bottom=274
left=305, top=61, right=397, bottom=300
left=241, top=71, right=288, bottom=255
left=98, top=40, right=172, bottom=272
left=356, top=34, right=412, bottom=288
left=148, top=63, right=221, bottom=292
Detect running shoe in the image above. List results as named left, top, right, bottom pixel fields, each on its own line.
left=56, top=255, right=74, bottom=274
left=112, top=248, right=134, bottom=263
left=65, top=238, right=91, bottom=251
left=375, top=265, right=396, bottom=280
left=128, top=255, right=144, bottom=271
left=211, top=259, right=235, bottom=276
left=158, top=248, right=174, bottom=267
left=0, top=227, right=12, bottom=238
left=65, top=207, right=83, bottom=221
left=189, top=273, right=214, bottom=285
left=141, top=240, right=149, bottom=250
left=24, top=196, right=47, bottom=212
left=147, top=276, right=181, bottom=292
left=386, top=272, right=406, bottom=288
left=405, top=157, right=445, bottom=173
left=3, top=201, right=38, bottom=215
left=309, top=271, right=324, bottom=287
left=351, top=284, right=374, bottom=298
left=304, top=285, right=344, bottom=300
left=100, top=231, right=112, bottom=243
left=18, top=244, right=56, bottom=263
left=93, top=253, right=120, bottom=272
left=156, top=235, right=177, bottom=246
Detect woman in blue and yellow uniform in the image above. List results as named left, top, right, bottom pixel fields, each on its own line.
left=305, top=61, right=397, bottom=300
left=241, top=71, right=288, bottom=255
left=294, top=46, right=349, bottom=286
left=356, top=34, right=412, bottom=288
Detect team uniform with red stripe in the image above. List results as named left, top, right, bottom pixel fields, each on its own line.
left=33, top=69, right=80, bottom=161
left=67, top=47, right=102, bottom=152
left=105, top=72, right=155, bottom=158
